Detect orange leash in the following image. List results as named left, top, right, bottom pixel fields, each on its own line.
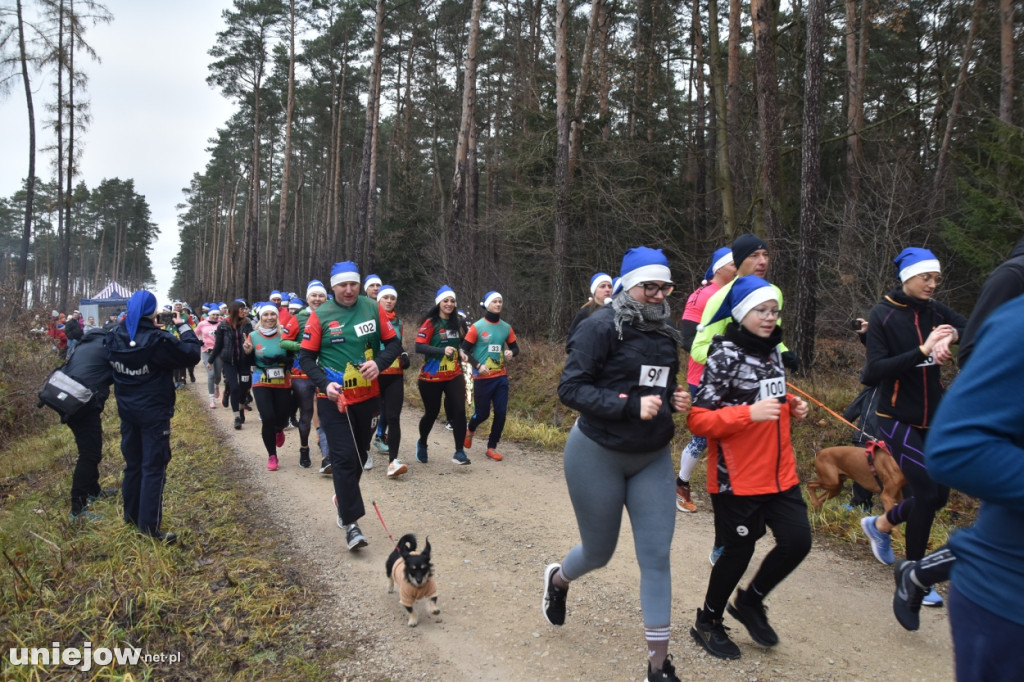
left=786, top=381, right=861, bottom=432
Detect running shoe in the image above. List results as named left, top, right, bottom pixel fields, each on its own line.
left=319, top=458, right=332, bottom=475
left=299, top=447, right=311, bottom=469
left=893, top=559, right=927, bottom=631
left=209, top=397, right=217, bottom=409
left=452, top=450, right=471, bottom=465
left=69, top=510, right=103, bottom=522
left=372, top=435, right=390, bottom=453
left=727, top=588, right=778, bottom=646
left=233, top=416, right=242, bottom=430
left=345, top=523, right=368, bottom=550
left=690, top=609, right=740, bottom=660
left=386, top=459, right=408, bottom=478
left=676, top=482, right=697, bottom=513
left=87, top=488, right=118, bottom=503
left=709, top=546, right=724, bottom=566
left=416, top=440, right=428, bottom=463
left=275, top=431, right=286, bottom=448
left=445, top=421, right=453, bottom=431
left=922, top=587, right=943, bottom=608
left=221, top=391, right=229, bottom=408
left=267, top=455, right=278, bottom=471
left=363, top=452, right=374, bottom=470
left=542, top=563, right=568, bottom=626
left=464, top=431, right=474, bottom=448
left=645, top=654, right=681, bottom=682
left=485, top=448, right=503, bottom=461
left=861, top=515, right=895, bottom=565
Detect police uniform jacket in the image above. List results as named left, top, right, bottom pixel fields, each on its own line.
left=106, top=318, right=201, bottom=419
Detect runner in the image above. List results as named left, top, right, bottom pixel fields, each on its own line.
left=461, top=291, right=520, bottom=461
left=244, top=303, right=299, bottom=471
left=195, top=306, right=223, bottom=409
left=545, top=247, right=690, bottom=682
left=363, top=274, right=382, bottom=301
left=675, top=247, right=734, bottom=513
left=415, top=285, right=471, bottom=465
left=208, top=300, right=254, bottom=430
left=287, top=281, right=327, bottom=469
left=376, top=284, right=410, bottom=478
left=566, top=272, right=612, bottom=351
left=299, top=261, right=402, bottom=551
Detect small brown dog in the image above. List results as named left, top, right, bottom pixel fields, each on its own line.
left=386, top=534, right=440, bottom=627
left=806, top=441, right=906, bottom=512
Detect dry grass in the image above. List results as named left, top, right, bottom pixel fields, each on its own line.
left=0, top=392, right=340, bottom=680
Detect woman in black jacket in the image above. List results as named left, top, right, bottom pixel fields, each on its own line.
left=208, top=300, right=254, bottom=430
left=543, top=247, right=691, bottom=682
left=859, top=247, right=966, bottom=600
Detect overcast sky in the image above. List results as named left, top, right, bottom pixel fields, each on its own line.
left=0, top=0, right=236, bottom=304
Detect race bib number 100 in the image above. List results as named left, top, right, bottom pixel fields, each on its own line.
left=758, top=376, right=786, bottom=401
left=639, top=365, right=669, bottom=388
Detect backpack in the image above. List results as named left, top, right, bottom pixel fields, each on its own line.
left=37, top=367, right=94, bottom=423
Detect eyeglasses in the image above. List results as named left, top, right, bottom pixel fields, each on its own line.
left=751, top=307, right=781, bottom=320
left=916, top=273, right=942, bottom=286
left=640, top=282, right=675, bottom=296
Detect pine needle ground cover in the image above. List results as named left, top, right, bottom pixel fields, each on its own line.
left=0, top=393, right=341, bottom=681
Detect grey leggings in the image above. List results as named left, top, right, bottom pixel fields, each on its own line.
left=560, top=424, right=676, bottom=626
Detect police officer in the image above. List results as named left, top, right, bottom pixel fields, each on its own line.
left=62, top=325, right=115, bottom=520
left=106, top=290, right=201, bottom=544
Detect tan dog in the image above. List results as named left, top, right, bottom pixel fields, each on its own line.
left=806, top=442, right=906, bottom=512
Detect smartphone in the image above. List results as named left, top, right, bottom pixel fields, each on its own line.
left=849, top=319, right=862, bottom=331
left=157, top=311, right=175, bottom=326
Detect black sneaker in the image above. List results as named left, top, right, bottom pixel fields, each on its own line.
left=726, top=588, right=778, bottom=647
left=345, top=523, right=367, bottom=550
left=234, top=416, right=242, bottom=430
left=690, top=608, right=741, bottom=660
left=289, top=416, right=300, bottom=429
left=299, top=447, right=311, bottom=468
left=646, top=654, right=681, bottom=682
left=222, top=391, right=230, bottom=408
left=893, top=559, right=926, bottom=631
left=542, top=563, right=568, bottom=626
left=319, top=458, right=332, bottom=475
left=87, top=487, right=119, bottom=503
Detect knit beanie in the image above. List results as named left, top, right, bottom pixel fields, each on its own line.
left=330, top=261, right=360, bottom=287
left=731, top=233, right=768, bottom=268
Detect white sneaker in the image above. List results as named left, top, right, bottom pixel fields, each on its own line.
left=386, top=459, right=408, bottom=478
left=209, top=397, right=217, bottom=409
left=363, top=453, right=374, bottom=470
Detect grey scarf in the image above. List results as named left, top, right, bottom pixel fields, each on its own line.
left=612, top=291, right=684, bottom=346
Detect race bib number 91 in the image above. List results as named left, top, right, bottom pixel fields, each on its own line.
left=758, top=376, right=786, bottom=401
left=639, top=365, right=669, bottom=388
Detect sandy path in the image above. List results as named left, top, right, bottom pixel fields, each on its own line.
left=191, top=383, right=953, bottom=681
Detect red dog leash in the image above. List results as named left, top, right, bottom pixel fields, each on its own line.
left=371, top=499, right=402, bottom=553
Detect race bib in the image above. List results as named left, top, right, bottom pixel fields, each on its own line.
left=266, top=367, right=285, bottom=379
left=488, top=344, right=502, bottom=354
left=758, top=376, right=786, bottom=401
left=353, top=319, right=377, bottom=337
left=240, top=375, right=251, bottom=384
left=639, top=365, right=669, bottom=388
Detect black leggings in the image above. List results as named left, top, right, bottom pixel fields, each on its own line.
left=291, top=377, right=315, bottom=448
left=379, top=373, right=404, bottom=462
left=418, top=376, right=466, bottom=452
left=879, top=416, right=950, bottom=561
left=704, top=486, right=811, bottom=614
left=253, top=386, right=295, bottom=457
left=221, top=363, right=252, bottom=413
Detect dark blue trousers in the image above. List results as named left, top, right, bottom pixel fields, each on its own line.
left=950, top=584, right=1024, bottom=681
left=120, top=417, right=172, bottom=535
left=318, top=396, right=377, bottom=526
left=467, top=375, right=509, bottom=449
left=67, top=405, right=104, bottom=515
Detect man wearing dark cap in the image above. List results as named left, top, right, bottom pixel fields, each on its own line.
left=106, top=290, right=201, bottom=544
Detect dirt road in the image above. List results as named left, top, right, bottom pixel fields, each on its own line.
left=194, top=384, right=954, bottom=681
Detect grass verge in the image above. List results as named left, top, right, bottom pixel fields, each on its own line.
left=1, top=391, right=340, bottom=680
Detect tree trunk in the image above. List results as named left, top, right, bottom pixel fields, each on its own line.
left=569, top=0, right=604, bottom=178
left=65, top=0, right=75, bottom=303
left=274, top=0, right=296, bottom=287
left=15, top=0, right=36, bottom=309
left=550, top=0, right=571, bottom=339
left=56, top=0, right=67, bottom=310
left=356, top=0, right=385, bottom=269
left=931, top=0, right=983, bottom=208
left=796, top=0, right=825, bottom=373
left=596, top=0, right=612, bottom=140
left=708, top=0, right=738, bottom=240
left=727, top=0, right=740, bottom=180
left=843, top=0, right=868, bottom=226
left=692, top=0, right=707, bottom=239
left=999, top=0, right=1014, bottom=126
left=750, top=0, right=783, bottom=246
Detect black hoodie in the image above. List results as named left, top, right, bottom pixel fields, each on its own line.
left=958, top=236, right=1024, bottom=367
left=862, top=288, right=966, bottom=429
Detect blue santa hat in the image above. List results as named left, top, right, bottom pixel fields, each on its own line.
left=482, top=291, right=502, bottom=308
left=894, top=247, right=940, bottom=283
left=363, top=274, right=382, bottom=292
left=589, top=273, right=612, bottom=296
left=435, top=285, right=456, bottom=305
left=619, top=247, right=672, bottom=293
left=377, top=284, right=397, bottom=300
left=611, top=277, right=623, bottom=296
left=704, top=247, right=734, bottom=283
left=255, top=301, right=279, bottom=318
left=234, top=298, right=247, bottom=306
left=701, top=275, right=778, bottom=330
left=330, top=261, right=360, bottom=287
left=269, top=290, right=283, bottom=301
left=125, top=290, right=158, bottom=347
left=306, top=279, right=327, bottom=298
left=288, top=296, right=303, bottom=310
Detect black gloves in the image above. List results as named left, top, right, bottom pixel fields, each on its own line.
left=399, top=352, right=410, bottom=370
left=781, top=350, right=801, bottom=373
